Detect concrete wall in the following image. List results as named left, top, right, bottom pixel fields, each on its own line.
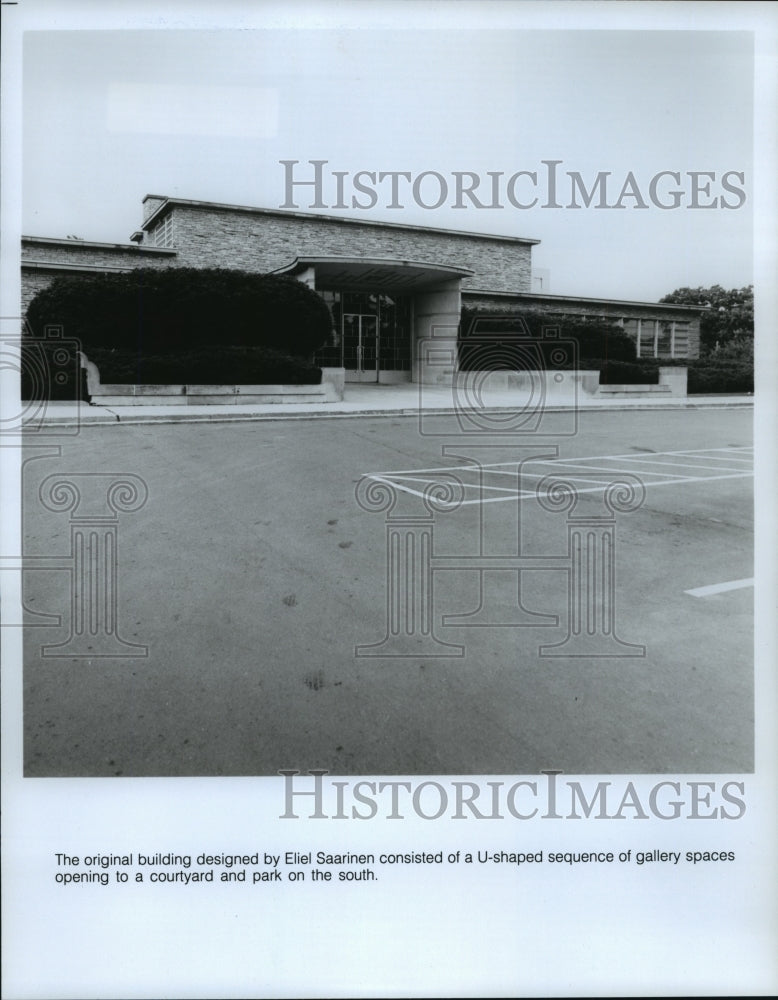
left=141, top=203, right=534, bottom=294
left=81, top=353, right=345, bottom=405
left=412, top=281, right=462, bottom=385
left=452, top=368, right=688, bottom=401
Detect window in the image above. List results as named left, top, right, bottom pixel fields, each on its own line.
left=672, top=322, right=690, bottom=358
left=638, top=321, right=656, bottom=358
left=622, top=318, right=639, bottom=346
left=631, top=318, right=688, bottom=359
left=151, top=214, right=174, bottom=247
left=656, top=321, right=673, bottom=357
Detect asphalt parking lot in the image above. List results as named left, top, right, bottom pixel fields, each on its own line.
left=22, top=406, right=753, bottom=776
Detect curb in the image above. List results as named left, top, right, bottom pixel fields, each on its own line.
left=25, top=397, right=754, bottom=429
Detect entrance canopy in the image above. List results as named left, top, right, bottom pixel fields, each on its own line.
left=271, top=255, right=473, bottom=293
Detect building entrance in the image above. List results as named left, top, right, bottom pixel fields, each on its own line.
left=315, top=291, right=412, bottom=383
left=343, top=313, right=379, bottom=382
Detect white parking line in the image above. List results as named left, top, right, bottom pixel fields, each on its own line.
left=603, top=456, right=753, bottom=473
left=537, top=459, right=692, bottom=479
left=363, top=446, right=753, bottom=477
left=369, top=472, right=752, bottom=506
left=684, top=578, right=754, bottom=597
left=363, top=446, right=754, bottom=506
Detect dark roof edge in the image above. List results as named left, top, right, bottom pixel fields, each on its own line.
left=22, top=235, right=177, bottom=254
left=463, top=288, right=707, bottom=313
left=22, top=261, right=140, bottom=274
left=141, top=196, right=542, bottom=246
left=271, top=255, right=474, bottom=277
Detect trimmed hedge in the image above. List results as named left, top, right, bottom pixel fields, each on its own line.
left=646, top=356, right=753, bottom=393
left=459, top=307, right=638, bottom=371
left=23, top=268, right=333, bottom=397
left=25, top=266, right=333, bottom=361
left=592, top=359, right=660, bottom=384
left=687, top=359, right=753, bottom=394
left=85, top=345, right=322, bottom=386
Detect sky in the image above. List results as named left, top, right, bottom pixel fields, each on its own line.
left=21, top=22, right=754, bottom=302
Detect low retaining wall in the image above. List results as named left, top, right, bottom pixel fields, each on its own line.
left=80, top=354, right=686, bottom=405
left=453, top=367, right=687, bottom=399
left=81, top=355, right=345, bottom=405
left=597, top=367, right=687, bottom=398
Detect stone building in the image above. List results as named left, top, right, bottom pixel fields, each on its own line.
left=21, top=193, right=702, bottom=385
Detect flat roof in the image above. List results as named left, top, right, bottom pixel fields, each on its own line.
left=22, top=261, right=141, bottom=274
left=141, top=194, right=541, bottom=246
left=464, top=288, right=707, bottom=314
left=22, top=236, right=176, bottom=255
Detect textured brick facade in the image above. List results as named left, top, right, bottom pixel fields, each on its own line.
left=21, top=238, right=176, bottom=312
left=140, top=200, right=535, bottom=294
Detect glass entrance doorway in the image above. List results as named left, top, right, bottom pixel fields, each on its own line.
left=315, top=291, right=412, bottom=382
left=343, top=313, right=378, bottom=382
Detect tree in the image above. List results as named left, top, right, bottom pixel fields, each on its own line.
left=660, top=285, right=753, bottom=355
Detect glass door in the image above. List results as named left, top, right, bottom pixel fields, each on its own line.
left=343, top=313, right=379, bottom=382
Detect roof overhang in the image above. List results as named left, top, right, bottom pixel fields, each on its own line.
left=271, top=256, right=473, bottom=293
left=463, top=289, right=707, bottom=315
left=22, top=236, right=176, bottom=256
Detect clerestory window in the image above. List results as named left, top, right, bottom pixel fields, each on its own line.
left=151, top=214, right=174, bottom=248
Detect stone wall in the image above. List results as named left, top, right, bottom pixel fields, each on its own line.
left=142, top=202, right=534, bottom=294
left=21, top=238, right=177, bottom=313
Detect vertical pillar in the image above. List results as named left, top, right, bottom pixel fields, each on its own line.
left=413, top=280, right=462, bottom=386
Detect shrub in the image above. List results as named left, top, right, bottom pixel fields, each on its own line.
left=640, top=353, right=753, bottom=393
left=591, top=359, right=660, bottom=384
left=706, top=337, right=753, bottom=363
left=25, top=267, right=333, bottom=362
left=687, top=359, right=753, bottom=394
left=459, top=307, right=637, bottom=370
left=85, top=345, right=322, bottom=385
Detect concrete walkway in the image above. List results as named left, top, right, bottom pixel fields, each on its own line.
left=23, top=383, right=753, bottom=427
